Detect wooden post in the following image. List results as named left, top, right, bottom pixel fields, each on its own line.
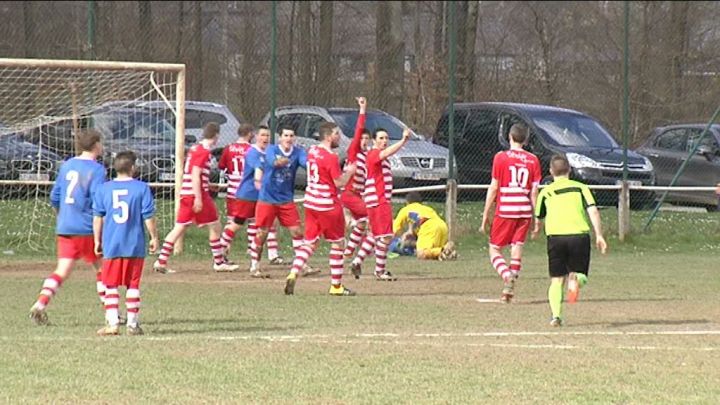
left=618, top=181, right=630, bottom=241
left=445, top=179, right=458, bottom=241
left=173, top=68, right=187, bottom=254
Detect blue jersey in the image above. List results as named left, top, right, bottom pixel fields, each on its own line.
left=258, top=145, right=307, bottom=204
left=50, top=157, right=107, bottom=235
left=235, top=145, right=266, bottom=201
left=93, top=178, right=155, bottom=258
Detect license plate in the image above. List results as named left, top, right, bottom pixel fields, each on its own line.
left=159, top=173, right=176, bottom=181
left=19, top=173, right=49, bottom=181
left=616, top=180, right=642, bottom=187
left=412, top=172, right=440, bottom=181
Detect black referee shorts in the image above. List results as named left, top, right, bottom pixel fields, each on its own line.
left=546, top=234, right=591, bottom=278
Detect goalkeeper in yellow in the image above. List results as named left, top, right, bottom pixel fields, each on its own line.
left=392, top=192, right=457, bottom=261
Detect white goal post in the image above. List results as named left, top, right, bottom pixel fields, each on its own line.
left=0, top=58, right=185, bottom=252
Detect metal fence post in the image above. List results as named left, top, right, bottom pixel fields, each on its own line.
left=446, top=1, right=457, bottom=241
left=618, top=182, right=630, bottom=241
left=619, top=0, right=630, bottom=241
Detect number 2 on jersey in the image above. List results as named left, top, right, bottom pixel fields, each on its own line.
left=64, top=170, right=79, bottom=204
left=508, top=165, right=529, bottom=188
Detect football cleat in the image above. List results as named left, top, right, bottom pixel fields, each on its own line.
left=127, top=325, right=144, bottom=336
left=96, top=325, right=120, bottom=336
left=301, top=263, right=321, bottom=277
left=118, top=315, right=126, bottom=326
left=375, top=271, right=397, bottom=281
left=500, top=276, right=516, bottom=303
left=329, top=284, right=356, bottom=296
left=29, top=306, right=48, bottom=326
left=439, top=241, right=458, bottom=261
left=153, top=260, right=176, bottom=274
left=213, top=261, right=239, bottom=272
left=284, top=273, right=297, bottom=295
left=249, top=268, right=270, bottom=279
left=549, top=317, right=563, bottom=327
left=350, top=262, right=362, bottom=280
left=268, top=256, right=286, bottom=265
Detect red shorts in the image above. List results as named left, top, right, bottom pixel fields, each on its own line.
left=57, top=235, right=98, bottom=263
left=255, top=201, right=301, bottom=228
left=340, top=190, right=368, bottom=221
left=368, top=203, right=393, bottom=238
left=226, top=198, right=256, bottom=221
left=102, top=258, right=144, bottom=288
left=177, top=194, right=219, bottom=226
left=490, top=217, right=532, bottom=248
left=305, top=206, right=345, bottom=243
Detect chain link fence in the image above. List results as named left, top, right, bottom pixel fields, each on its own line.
left=0, top=1, right=719, bottom=251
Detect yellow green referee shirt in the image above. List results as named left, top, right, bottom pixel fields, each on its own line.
left=534, top=177, right=596, bottom=236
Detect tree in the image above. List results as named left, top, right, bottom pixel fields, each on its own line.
left=138, top=1, right=152, bottom=61
left=375, top=1, right=405, bottom=117
left=317, top=1, right=334, bottom=105
left=297, top=0, right=312, bottom=103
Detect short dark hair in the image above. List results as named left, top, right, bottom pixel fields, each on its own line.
left=406, top=191, right=423, bottom=204
left=76, top=129, right=102, bottom=152
left=361, top=128, right=371, bottom=137
left=373, top=128, right=389, bottom=140
left=551, top=154, right=571, bottom=176
left=318, top=122, right=338, bottom=140
left=258, top=125, right=270, bottom=131
left=202, top=122, right=221, bottom=139
left=279, top=125, right=295, bottom=135
left=114, top=151, right=137, bottom=175
left=237, top=123, right=254, bottom=139
left=509, top=123, right=529, bottom=144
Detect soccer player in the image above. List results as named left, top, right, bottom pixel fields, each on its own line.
left=480, top=123, right=541, bottom=303
left=93, top=151, right=158, bottom=336
left=153, top=122, right=239, bottom=273
left=363, top=126, right=411, bottom=280
left=217, top=124, right=284, bottom=270
left=531, top=155, right=607, bottom=326
left=340, top=97, right=376, bottom=279
left=392, top=192, right=457, bottom=261
left=284, top=122, right=357, bottom=296
left=252, top=126, right=307, bottom=277
left=29, top=129, right=107, bottom=325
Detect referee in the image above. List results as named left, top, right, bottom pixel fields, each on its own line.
left=531, top=155, right=607, bottom=327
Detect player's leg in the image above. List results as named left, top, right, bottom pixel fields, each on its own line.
left=489, top=217, right=513, bottom=282
left=30, top=255, right=76, bottom=325
left=207, top=219, right=239, bottom=272
left=368, top=203, right=396, bottom=281
left=415, top=222, right=444, bottom=260
left=344, top=219, right=367, bottom=258
left=125, top=258, right=144, bottom=335
left=566, top=234, right=591, bottom=304
left=351, top=232, right=375, bottom=279
left=267, top=222, right=284, bottom=264
left=92, top=260, right=105, bottom=306
left=97, top=259, right=120, bottom=336
left=547, top=236, right=569, bottom=326
left=220, top=199, right=243, bottom=256
left=325, top=205, right=355, bottom=296
left=251, top=202, right=277, bottom=277
left=509, top=218, right=532, bottom=279
left=286, top=207, right=319, bottom=295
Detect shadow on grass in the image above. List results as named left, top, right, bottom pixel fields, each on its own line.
left=149, top=324, right=300, bottom=336
left=571, top=318, right=711, bottom=328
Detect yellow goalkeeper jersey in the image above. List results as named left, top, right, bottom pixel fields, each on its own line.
left=393, top=203, right=444, bottom=235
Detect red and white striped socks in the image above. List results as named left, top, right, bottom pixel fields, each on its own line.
left=492, top=254, right=512, bottom=281
left=210, top=239, right=224, bottom=265
left=509, top=257, right=522, bottom=278
left=291, top=244, right=315, bottom=275
left=35, top=273, right=64, bottom=310
left=267, top=227, right=279, bottom=260
left=157, top=241, right=175, bottom=266
left=344, top=222, right=366, bottom=257
left=104, top=286, right=120, bottom=327
left=96, top=271, right=105, bottom=305
left=126, top=288, right=141, bottom=327
left=353, top=234, right=375, bottom=266
left=220, top=226, right=236, bottom=250
left=250, top=235, right=261, bottom=271
left=246, top=221, right=258, bottom=255
left=374, top=239, right=388, bottom=275
left=330, top=246, right=344, bottom=286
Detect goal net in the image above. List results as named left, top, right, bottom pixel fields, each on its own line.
left=0, top=58, right=185, bottom=254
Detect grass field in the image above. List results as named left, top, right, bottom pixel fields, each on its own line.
left=1, top=199, right=720, bottom=403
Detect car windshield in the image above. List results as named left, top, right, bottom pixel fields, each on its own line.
left=330, top=110, right=419, bottom=140
left=94, top=111, right=175, bottom=141
left=529, top=111, right=619, bottom=148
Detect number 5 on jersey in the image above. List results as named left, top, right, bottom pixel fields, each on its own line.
left=112, top=189, right=129, bottom=224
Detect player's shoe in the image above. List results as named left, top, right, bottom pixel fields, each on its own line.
left=500, top=276, right=516, bottom=303
left=29, top=306, right=48, bottom=326
left=127, top=325, right=144, bottom=336
left=153, top=260, right=176, bottom=274
left=249, top=268, right=270, bottom=278
left=284, top=272, right=297, bottom=295
left=223, top=255, right=236, bottom=266
left=301, top=263, right=321, bottom=277
left=439, top=241, right=458, bottom=261
left=268, top=256, right=286, bottom=265
left=329, top=284, right=356, bottom=296
left=96, top=325, right=120, bottom=336
left=350, top=262, right=362, bottom=280
left=375, top=271, right=397, bottom=281
left=213, top=261, right=239, bottom=272
left=118, top=315, right=126, bottom=326
left=549, top=317, right=563, bottom=327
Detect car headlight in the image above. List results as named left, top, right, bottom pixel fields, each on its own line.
left=641, top=157, right=653, bottom=171
left=566, top=153, right=601, bottom=169
left=388, top=155, right=403, bottom=169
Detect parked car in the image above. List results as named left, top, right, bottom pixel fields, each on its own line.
left=0, top=133, right=62, bottom=197
left=636, top=124, right=720, bottom=209
left=259, top=106, right=451, bottom=190
left=433, top=102, right=657, bottom=208
left=19, top=106, right=180, bottom=186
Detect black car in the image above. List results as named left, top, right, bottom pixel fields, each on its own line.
left=0, top=133, right=61, bottom=197
left=433, top=102, right=657, bottom=208
left=637, top=124, right=720, bottom=209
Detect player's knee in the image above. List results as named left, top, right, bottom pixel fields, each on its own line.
left=232, top=217, right=246, bottom=226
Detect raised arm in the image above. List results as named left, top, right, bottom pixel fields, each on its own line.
left=379, top=127, right=411, bottom=161
left=347, top=97, right=367, bottom=163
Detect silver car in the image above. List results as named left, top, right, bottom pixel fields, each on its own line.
left=259, top=106, right=451, bottom=189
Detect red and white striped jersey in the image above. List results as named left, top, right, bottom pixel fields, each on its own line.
left=363, top=148, right=393, bottom=207
left=492, top=148, right=542, bottom=218
left=303, top=145, right=342, bottom=212
left=217, top=141, right=251, bottom=199
left=343, top=150, right=367, bottom=194
left=180, top=143, right=212, bottom=197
